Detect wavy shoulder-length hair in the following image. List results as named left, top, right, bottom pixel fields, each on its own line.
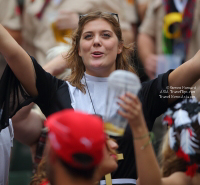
left=65, top=11, right=136, bottom=93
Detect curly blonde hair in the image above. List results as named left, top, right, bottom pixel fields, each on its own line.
left=65, top=11, right=136, bottom=93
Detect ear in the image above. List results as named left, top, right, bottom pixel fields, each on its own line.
left=117, top=42, right=123, bottom=54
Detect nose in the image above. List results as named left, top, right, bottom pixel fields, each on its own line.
left=93, top=35, right=101, bottom=47
left=107, top=139, right=119, bottom=150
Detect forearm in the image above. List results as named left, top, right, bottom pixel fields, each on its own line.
left=132, top=123, right=162, bottom=185
left=5, top=27, right=22, bottom=45
left=43, top=52, right=68, bottom=76
left=137, top=33, right=155, bottom=64
left=0, top=24, right=37, bottom=96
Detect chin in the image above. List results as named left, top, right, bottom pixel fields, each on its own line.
left=103, top=161, right=118, bottom=175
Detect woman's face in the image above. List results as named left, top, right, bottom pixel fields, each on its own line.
left=96, top=138, right=118, bottom=180
left=78, top=18, right=122, bottom=77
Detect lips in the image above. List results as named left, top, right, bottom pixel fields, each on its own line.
left=111, top=154, right=117, bottom=160
left=91, top=51, right=104, bottom=58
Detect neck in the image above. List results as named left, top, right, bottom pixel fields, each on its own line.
left=54, top=163, right=96, bottom=185
left=85, top=66, right=115, bottom=77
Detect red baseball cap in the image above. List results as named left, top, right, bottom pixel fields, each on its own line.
left=45, top=109, right=105, bottom=169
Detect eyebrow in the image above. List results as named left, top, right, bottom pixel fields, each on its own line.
left=82, top=30, right=113, bottom=35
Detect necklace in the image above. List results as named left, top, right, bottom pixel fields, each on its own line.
left=83, top=74, right=103, bottom=120
left=83, top=74, right=97, bottom=115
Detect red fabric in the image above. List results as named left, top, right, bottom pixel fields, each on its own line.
left=40, top=179, right=49, bottom=185
left=15, top=6, right=21, bottom=15
left=45, top=110, right=105, bottom=169
left=188, top=128, right=193, bottom=137
left=176, top=148, right=190, bottom=162
left=36, top=0, right=51, bottom=19
left=163, top=115, right=173, bottom=126
left=186, top=164, right=198, bottom=177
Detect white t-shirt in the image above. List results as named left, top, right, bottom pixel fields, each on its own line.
left=67, top=73, right=108, bottom=120
left=0, top=119, right=14, bottom=185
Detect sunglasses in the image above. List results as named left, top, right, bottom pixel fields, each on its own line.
left=79, top=12, right=119, bottom=23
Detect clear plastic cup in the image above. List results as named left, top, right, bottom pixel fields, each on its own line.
left=104, top=70, right=141, bottom=136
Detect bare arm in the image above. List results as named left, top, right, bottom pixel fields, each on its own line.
left=11, top=53, right=67, bottom=146
left=5, top=27, right=22, bottom=45
left=0, top=24, right=38, bottom=96
left=137, top=33, right=157, bottom=79
left=118, top=94, right=192, bottom=185
left=43, top=52, right=68, bottom=76
left=168, top=50, right=200, bottom=104
left=137, top=33, right=155, bottom=63
left=118, top=93, right=161, bottom=185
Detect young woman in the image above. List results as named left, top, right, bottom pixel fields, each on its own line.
left=0, top=11, right=200, bottom=184
left=119, top=93, right=200, bottom=185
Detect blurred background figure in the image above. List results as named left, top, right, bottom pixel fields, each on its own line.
left=137, top=0, right=200, bottom=157
left=138, top=0, right=200, bottom=80
left=20, top=0, right=136, bottom=66
left=0, top=0, right=21, bottom=77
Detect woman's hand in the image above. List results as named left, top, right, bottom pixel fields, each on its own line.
left=117, top=92, right=146, bottom=130
left=55, top=11, right=79, bottom=30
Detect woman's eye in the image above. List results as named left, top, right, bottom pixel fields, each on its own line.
left=102, top=33, right=111, bottom=38
left=84, top=34, right=92, bottom=39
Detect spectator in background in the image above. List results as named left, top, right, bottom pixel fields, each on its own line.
left=138, top=0, right=200, bottom=80
left=20, top=0, right=135, bottom=66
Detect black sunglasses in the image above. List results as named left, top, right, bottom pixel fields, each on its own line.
left=79, top=12, right=119, bottom=23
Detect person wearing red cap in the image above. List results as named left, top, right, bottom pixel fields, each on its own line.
left=30, top=134, right=118, bottom=185
left=44, top=109, right=105, bottom=185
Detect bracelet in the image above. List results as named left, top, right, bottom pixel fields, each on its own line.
left=134, top=132, right=150, bottom=140
left=140, top=138, right=152, bottom=150
left=133, top=132, right=154, bottom=150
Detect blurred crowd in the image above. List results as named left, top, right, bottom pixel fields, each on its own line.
left=0, top=0, right=200, bottom=185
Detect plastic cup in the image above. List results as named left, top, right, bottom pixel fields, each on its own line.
left=104, top=70, right=141, bottom=136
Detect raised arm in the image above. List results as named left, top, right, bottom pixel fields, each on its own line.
left=118, top=93, right=192, bottom=185
left=0, top=24, right=38, bottom=96
left=168, top=50, right=200, bottom=104
left=11, top=54, right=68, bottom=146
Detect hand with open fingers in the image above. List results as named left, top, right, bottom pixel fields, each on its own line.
left=117, top=92, right=145, bottom=129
